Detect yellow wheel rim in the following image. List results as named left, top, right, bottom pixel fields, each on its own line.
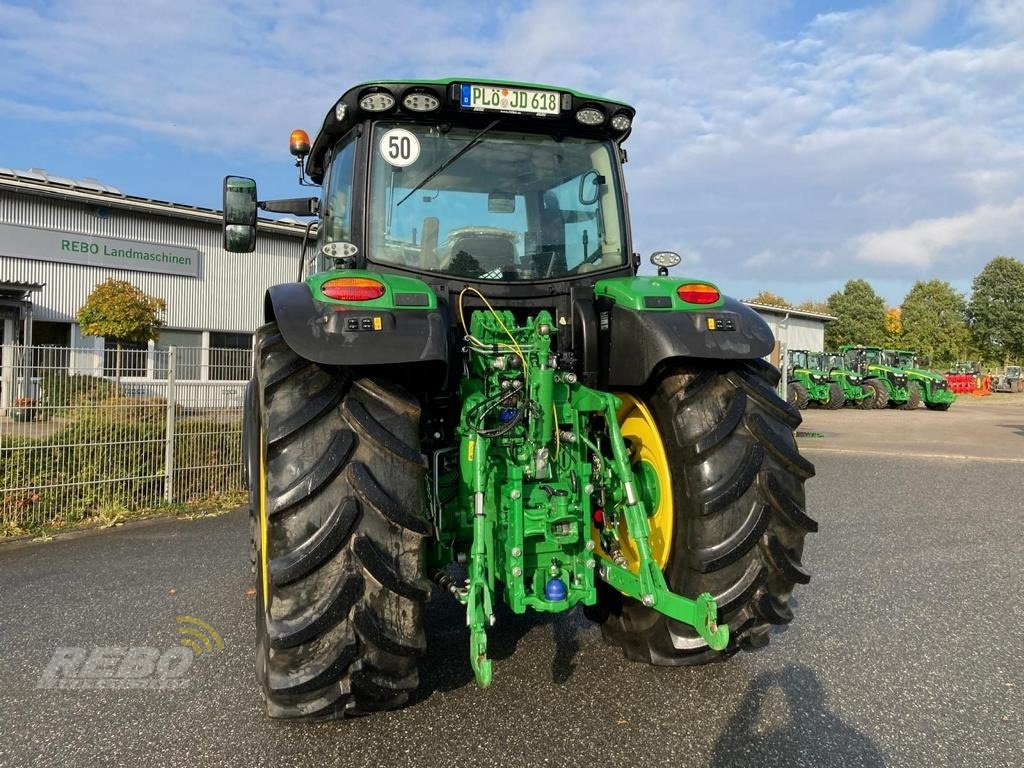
left=259, top=436, right=270, bottom=604
left=594, top=393, right=674, bottom=572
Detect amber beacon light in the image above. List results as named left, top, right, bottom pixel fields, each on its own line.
left=289, top=129, right=311, bottom=157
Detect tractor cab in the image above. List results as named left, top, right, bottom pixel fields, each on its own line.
left=226, top=80, right=637, bottom=289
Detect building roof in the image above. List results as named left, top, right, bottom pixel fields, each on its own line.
left=0, top=280, right=45, bottom=299
left=0, top=167, right=306, bottom=237
left=743, top=301, right=835, bottom=322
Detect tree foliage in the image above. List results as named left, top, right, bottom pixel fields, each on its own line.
left=885, top=307, right=903, bottom=347
left=899, top=280, right=969, bottom=366
left=797, top=299, right=830, bottom=315
left=747, top=290, right=791, bottom=307
left=824, top=279, right=887, bottom=349
left=76, top=279, right=166, bottom=342
left=967, top=256, right=1024, bottom=363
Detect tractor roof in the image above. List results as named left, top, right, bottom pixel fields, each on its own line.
left=305, top=78, right=637, bottom=184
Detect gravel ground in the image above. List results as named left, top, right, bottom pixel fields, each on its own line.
left=0, top=402, right=1021, bottom=768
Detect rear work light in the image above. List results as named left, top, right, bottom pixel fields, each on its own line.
left=322, top=277, right=385, bottom=301
left=677, top=283, right=720, bottom=304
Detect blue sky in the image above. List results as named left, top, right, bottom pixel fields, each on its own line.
left=2, top=0, right=1023, bottom=305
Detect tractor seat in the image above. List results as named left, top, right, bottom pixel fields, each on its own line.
left=447, top=234, right=517, bottom=274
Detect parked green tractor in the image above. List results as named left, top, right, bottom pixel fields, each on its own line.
left=949, top=361, right=980, bottom=375
left=840, top=345, right=913, bottom=408
left=884, top=350, right=956, bottom=411
left=224, top=78, right=817, bottom=719
left=786, top=350, right=843, bottom=409
left=818, top=353, right=875, bottom=409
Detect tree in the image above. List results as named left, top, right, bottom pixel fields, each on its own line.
left=77, top=279, right=166, bottom=387
left=797, top=299, right=830, bottom=315
left=824, top=279, right=887, bottom=349
left=747, top=290, right=791, bottom=307
left=885, top=307, right=903, bottom=347
left=899, top=280, right=969, bottom=366
left=967, top=256, right=1024, bottom=363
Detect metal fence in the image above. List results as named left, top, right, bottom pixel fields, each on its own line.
left=0, top=343, right=250, bottom=533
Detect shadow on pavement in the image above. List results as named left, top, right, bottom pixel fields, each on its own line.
left=998, top=423, right=1024, bottom=438
left=711, top=664, right=885, bottom=768
left=412, top=597, right=585, bottom=704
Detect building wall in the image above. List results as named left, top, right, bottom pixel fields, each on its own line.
left=757, top=314, right=826, bottom=354
left=0, top=189, right=301, bottom=333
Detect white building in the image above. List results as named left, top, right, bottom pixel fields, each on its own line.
left=743, top=301, right=834, bottom=365
left=0, top=168, right=304, bottom=409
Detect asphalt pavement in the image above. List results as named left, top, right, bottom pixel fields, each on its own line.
left=1, top=404, right=1022, bottom=767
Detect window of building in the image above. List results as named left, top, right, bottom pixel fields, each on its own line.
left=103, top=339, right=148, bottom=377
left=209, top=331, right=253, bottom=381
left=154, top=329, right=203, bottom=380
left=30, top=321, right=72, bottom=376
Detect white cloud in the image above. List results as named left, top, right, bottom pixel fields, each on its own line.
left=855, top=197, right=1024, bottom=266
left=1, top=1, right=1023, bottom=302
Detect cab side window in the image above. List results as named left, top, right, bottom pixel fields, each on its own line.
left=321, top=137, right=356, bottom=252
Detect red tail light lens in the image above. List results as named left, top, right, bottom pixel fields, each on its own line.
left=322, top=277, right=385, bottom=301
left=677, top=283, right=720, bottom=304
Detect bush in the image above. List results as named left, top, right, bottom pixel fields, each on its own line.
left=39, top=373, right=118, bottom=409
left=1, top=405, right=241, bottom=532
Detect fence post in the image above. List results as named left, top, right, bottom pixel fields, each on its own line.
left=164, top=346, right=177, bottom=504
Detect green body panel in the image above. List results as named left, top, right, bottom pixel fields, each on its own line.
left=829, top=370, right=870, bottom=400
left=789, top=368, right=832, bottom=402
left=818, top=354, right=869, bottom=400
left=865, top=364, right=910, bottom=402
left=902, top=368, right=956, bottom=405
left=429, top=307, right=726, bottom=686
left=307, top=269, right=438, bottom=310
left=788, top=351, right=843, bottom=403
left=883, top=349, right=956, bottom=406
left=839, top=345, right=911, bottom=403
left=593, top=276, right=723, bottom=311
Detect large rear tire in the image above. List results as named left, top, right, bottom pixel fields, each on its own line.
left=250, top=323, right=431, bottom=719
left=855, top=385, right=876, bottom=410
left=898, top=382, right=921, bottom=410
left=825, top=382, right=844, bottom=409
left=866, top=379, right=889, bottom=409
left=787, top=381, right=809, bottom=410
left=592, top=359, right=817, bottom=664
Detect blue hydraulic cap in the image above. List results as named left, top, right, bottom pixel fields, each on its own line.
left=544, top=578, right=567, bottom=601
left=499, top=408, right=517, bottom=422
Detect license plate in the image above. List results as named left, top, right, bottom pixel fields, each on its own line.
left=460, top=84, right=560, bottom=116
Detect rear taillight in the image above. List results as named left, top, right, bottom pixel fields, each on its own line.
left=322, top=277, right=385, bottom=301
left=676, top=283, right=720, bottom=304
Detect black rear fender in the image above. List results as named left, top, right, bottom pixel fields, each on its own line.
left=597, top=297, right=775, bottom=387
left=264, top=282, right=448, bottom=369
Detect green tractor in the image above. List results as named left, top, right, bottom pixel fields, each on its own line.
left=884, top=349, right=956, bottom=411
left=226, top=78, right=816, bottom=719
left=786, top=349, right=843, bottom=409
left=818, top=352, right=876, bottom=409
left=840, top=345, right=914, bottom=409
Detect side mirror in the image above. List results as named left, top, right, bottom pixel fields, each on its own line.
left=578, top=170, right=604, bottom=206
left=223, top=176, right=257, bottom=253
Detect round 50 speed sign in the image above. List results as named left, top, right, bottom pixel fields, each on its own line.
left=379, top=128, right=420, bottom=168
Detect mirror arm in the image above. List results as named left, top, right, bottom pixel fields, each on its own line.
left=258, top=197, right=320, bottom=216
